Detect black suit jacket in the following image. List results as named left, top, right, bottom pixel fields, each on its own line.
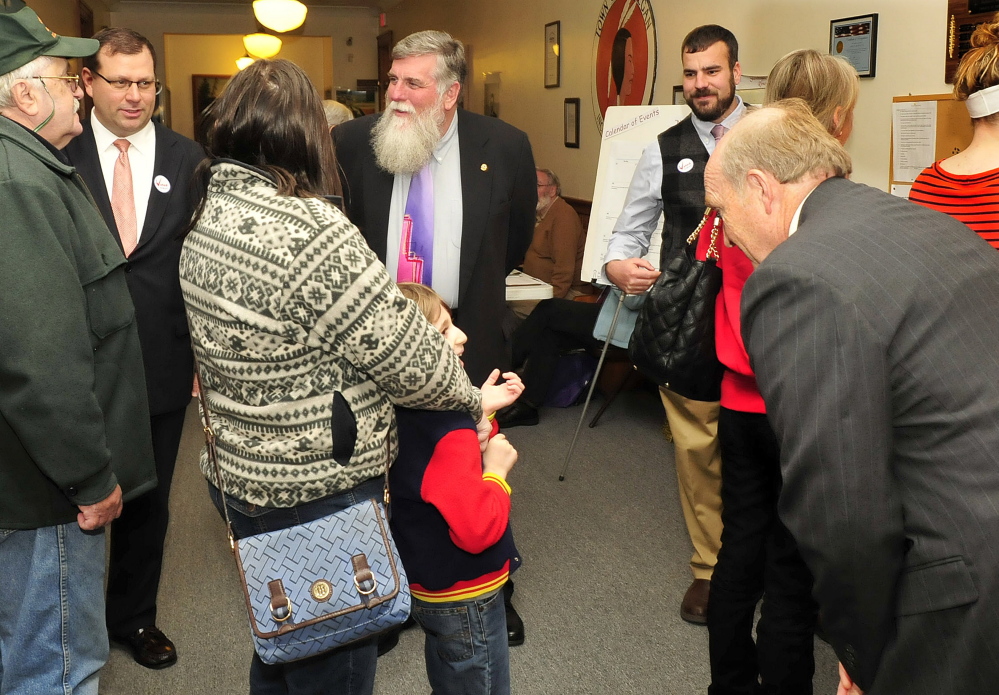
left=333, top=110, right=536, bottom=384
left=743, top=177, right=999, bottom=693
left=65, top=120, right=205, bottom=415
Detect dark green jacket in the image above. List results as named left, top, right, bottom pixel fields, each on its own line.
left=0, top=115, right=156, bottom=529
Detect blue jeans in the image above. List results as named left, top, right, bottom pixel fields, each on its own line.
left=413, top=589, right=510, bottom=695
left=208, top=478, right=383, bottom=695
left=0, top=523, right=109, bottom=695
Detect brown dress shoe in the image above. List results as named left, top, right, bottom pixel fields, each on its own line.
left=113, top=626, right=177, bottom=669
left=680, top=578, right=710, bottom=625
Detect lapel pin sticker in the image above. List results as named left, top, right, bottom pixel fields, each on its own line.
left=677, top=158, right=694, bottom=173
left=153, top=175, right=172, bottom=193
left=480, top=163, right=488, bottom=171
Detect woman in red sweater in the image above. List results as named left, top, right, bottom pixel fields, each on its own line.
left=702, top=50, right=859, bottom=695
left=910, top=18, right=999, bottom=249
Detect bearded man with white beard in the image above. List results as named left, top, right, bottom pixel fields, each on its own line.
left=334, top=30, right=536, bottom=394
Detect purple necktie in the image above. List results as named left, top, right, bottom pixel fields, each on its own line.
left=711, top=124, right=726, bottom=143
left=397, top=164, right=434, bottom=285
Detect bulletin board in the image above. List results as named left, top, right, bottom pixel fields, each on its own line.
left=889, top=94, right=974, bottom=197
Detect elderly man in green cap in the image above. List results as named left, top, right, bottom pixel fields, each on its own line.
left=0, top=1, right=155, bottom=692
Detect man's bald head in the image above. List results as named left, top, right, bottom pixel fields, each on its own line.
left=705, top=99, right=853, bottom=266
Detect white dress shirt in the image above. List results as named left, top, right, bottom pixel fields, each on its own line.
left=599, top=96, right=746, bottom=283
left=91, top=113, right=156, bottom=241
left=385, top=112, right=463, bottom=307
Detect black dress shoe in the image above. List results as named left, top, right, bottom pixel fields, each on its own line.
left=496, top=402, right=539, bottom=428
left=505, top=601, right=525, bottom=647
left=113, top=626, right=177, bottom=669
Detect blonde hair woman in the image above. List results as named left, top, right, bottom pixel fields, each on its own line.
left=910, top=17, right=999, bottom=248
left=764, top=48, right=859, bottom=144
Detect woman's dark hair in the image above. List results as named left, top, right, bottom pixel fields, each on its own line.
left=611, top=28, right=632, bottom=92
left=186, top=59, right=341, bottom=233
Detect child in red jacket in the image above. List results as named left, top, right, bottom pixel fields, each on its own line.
left=392, top=282, right=522, bottom=695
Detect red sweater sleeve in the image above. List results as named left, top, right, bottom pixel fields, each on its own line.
left=421, top=428, right=511, bottom=554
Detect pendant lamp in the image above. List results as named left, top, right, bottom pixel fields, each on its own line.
left=236, top=55, right=255, bottom=70
left=253, top=0, right=308, bottom=33
left=243, top=33, right=282, bottom=59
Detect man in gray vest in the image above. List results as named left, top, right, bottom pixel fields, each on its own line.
left=600, top=24, right=745, bottom=624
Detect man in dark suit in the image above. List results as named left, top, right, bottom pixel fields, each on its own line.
left=333, top=30, right=536, bottom=388
left=333, top=30, right=535, bottom=648
left=64, top=27, right=204, bottom=670
left=705, top=99, right=999, bottom=694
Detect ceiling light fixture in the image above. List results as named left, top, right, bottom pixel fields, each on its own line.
left=253, top=0, right=308, bottom=33
left=236, top=55, right=255, bottom=70
left=243, top=33, right=282, bottom=59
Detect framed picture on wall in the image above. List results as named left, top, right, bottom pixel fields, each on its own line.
left=192, top=74, right=231, bottom=123
left=830, top=14, right=878, bottom=78
left=564, top=98, right=580, bottom=148
left=545, top=21, right=561, bottom=88
left=672, top=85, right=685, bottom=106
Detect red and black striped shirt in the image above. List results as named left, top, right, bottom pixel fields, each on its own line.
left=910, top=162, right=999, bottom=249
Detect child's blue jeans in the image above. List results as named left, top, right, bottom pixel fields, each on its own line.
left=412, top=588, right=510, bottom=695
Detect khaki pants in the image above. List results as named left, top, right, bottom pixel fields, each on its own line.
left=659, top=386, right=723, bottom=580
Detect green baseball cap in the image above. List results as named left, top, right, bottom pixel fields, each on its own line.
left=0, top=0, right=99, bottom=76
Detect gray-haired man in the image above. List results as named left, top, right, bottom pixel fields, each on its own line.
left=0, top=2, right=154, bottom=692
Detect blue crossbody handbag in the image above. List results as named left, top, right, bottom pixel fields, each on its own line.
left=195, top=370, right=411, bottom=664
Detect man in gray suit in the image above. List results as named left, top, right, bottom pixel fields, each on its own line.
left=704, top=98, right=999, bottom=695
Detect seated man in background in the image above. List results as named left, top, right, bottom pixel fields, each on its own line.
left=511, top=168, right=592, bottom=318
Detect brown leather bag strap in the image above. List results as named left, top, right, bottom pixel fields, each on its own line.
left=192, top=358, right=236, bottom=550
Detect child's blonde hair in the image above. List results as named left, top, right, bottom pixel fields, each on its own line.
left=397, top=282, right=451, bottom=323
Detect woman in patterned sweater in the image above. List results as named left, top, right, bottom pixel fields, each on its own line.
left=910, top=18, right=999, bottom=249
left=178, top=59, right=514, bottom=695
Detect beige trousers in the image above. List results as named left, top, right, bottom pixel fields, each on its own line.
left=659, top=386, right=723, bottom=580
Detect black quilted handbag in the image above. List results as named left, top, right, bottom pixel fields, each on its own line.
left=628, top=208, right=725, bottom=401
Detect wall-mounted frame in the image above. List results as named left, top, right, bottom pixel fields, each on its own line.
left=946, top=1, right=998, bottom=83
left=564, top=97, right=580, bottom=148
left=192, top=74, right=231, bottom=123
left=545, top=21, right=561, bottom=88
left=672, top=85, right=685, bottom=106
left=830, top=14, right=878, bottom=78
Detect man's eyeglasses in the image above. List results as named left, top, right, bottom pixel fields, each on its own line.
left=33, top=75, right=80, bottom=90
left=92, top=70, right=163, bottom=95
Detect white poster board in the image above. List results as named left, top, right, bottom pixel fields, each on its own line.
left=581, top=104, right=691, bottom=282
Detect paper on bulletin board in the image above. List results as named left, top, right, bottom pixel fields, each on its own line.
left=890, top=184, right=912, bottom=199
left=581, top=105, right=690, bottom=282
left=892, top=101, right=936, bottom=183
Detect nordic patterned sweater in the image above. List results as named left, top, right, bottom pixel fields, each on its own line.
left=179, top=161, right=482, bottom=507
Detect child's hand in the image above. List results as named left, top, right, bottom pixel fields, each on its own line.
left=483, top=433, right=518, bottom=479
left=480, top=369, right=525, bottom=416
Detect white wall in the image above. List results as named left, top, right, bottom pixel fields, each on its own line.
left=382, top=0, right=951, bottom=196
left=110, top=2, right=380, bottom=135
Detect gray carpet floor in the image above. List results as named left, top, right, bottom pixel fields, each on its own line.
left=100, top=386, right=839, bottom=694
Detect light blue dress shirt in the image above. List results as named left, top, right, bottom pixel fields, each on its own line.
left=598, top=96, right=746, bottom=283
